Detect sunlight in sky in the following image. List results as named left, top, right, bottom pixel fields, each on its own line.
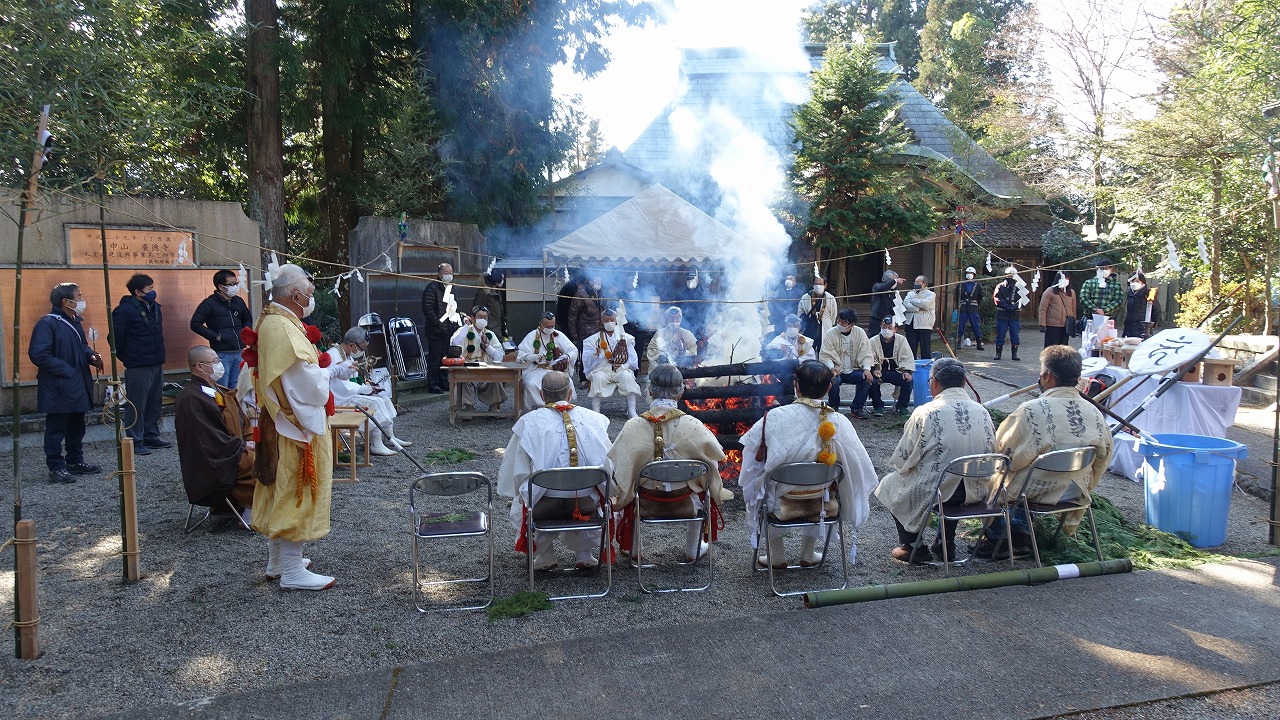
left=552, top=0, right=1178, bottom=152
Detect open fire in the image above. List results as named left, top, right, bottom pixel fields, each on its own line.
left=677, top=360, right=797, bottom=483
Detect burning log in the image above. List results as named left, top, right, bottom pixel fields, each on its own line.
left=677, top=360, right=798, bottom=380
left=681, top=408, right=775, bottom=425
left=681, top=383, right=792, bottom=400
left=716, top=436, right=744, bottom=451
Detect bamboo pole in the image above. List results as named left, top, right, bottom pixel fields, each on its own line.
left=803, top=559, right=1133, bottom=609
left=14, top=520, right=39, bottom=659
left=119, top=439, right=140, bottom=581
left=12, top=105, right=50, bottom=659
left=97, top=175, right=133, bottom=581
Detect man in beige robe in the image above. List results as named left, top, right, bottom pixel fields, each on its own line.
left=978, top=346, right=1114, bottom=558
left=608, top=364, right=725, bottom=562
left=875, top=358, right=995, bottom=563
left=250, top=264, right=336, bottom=591
left=646, top=306, right=698, bottom=368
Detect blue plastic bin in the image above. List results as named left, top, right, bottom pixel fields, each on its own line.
left=912, top=358, right=934, bottom=407
left=1136, top=433, right=1247, bottom=547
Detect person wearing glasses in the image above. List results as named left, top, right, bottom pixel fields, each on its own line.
left=190, top=269, right=251, bottom=390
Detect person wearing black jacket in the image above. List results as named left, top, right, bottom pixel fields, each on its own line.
left=29, top=283, right=104, bottom=483
left=868, top=271, right=902, bottom=336
left=991, top=268, right=1022, bottom=361
left=111, top=273, right=169, bottom=454
left=420, top=262, right=459, bottom=394
left=190, top=269, right=251, bottom=389
left=954, top=267, right=986, bottom=351
left=1123, top=272, right=1160, bottom=339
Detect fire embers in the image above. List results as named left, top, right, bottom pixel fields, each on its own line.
left=677, top=360, right=798, bottom=482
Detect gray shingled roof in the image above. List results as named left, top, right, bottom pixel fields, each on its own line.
left=623, top=44, right=1043, bottom=208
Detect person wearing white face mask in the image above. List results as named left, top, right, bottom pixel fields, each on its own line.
left=1122, top=272, right=1160, bottom=339
left=419, top=262, right=459, bottom=394
left=175, top=345, right=257, bottom=525
left=250, top=263, right=338, bottom=591
left=326, top=327, right=409, bottom=454
left=1038, top=272, right=1078, bottom=348
left=797, top=276, right=838, bottom=354
left=191, top=269, right=252, bottom=390
left=771, top=273, right=806, bottom=332
left=583, top=308, right=641, bottom=417
left=517, top=311, right=578, bottom=414
left=954, top=267, right=986, bottom=351
left=868, top=317, right=916, bottom=417
left=1078, top=257, right=1124, bottom=321
left=647, top=306, right=698, bottom=368
left=29, top=282, right=105, bottom=484
left=449, top=306, right=508, bottom=414
left=765, top=313, right=817, bottom=361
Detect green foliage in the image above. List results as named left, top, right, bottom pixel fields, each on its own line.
left=0, top=0, right=243, bottom=198
left=487, top=590, right=553, bottom=621
left=1174, top=279, right=1269, bottom=335
left=803, top=1, right=926, bottom=78
left=1031, top=495, right=1235, bottom=570
left=1040, top=222, right=1090, bottom=273
left=790, top=42, right=939, bottom=252
left=424, top=448, right=477, bottom=464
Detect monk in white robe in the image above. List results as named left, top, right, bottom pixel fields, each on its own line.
left=763, top=314, right=816, bottom=362
left=608, top=364, right=725, bottom=561
left=516, top=312, right=577, bottom=415
left=738, top=361, right=877, bottom=567
left=497, top=371, right=613, bottom=570
left=646, top=306, right=698, bottom=368
left=582, top=308, right=641, bottom=417
left=325, top=327, right=409, bottom=455
left=988, top=346, right=1113, bottom=550
left=248, top=264, right=336, bottom=591
left=875, top=358, right=996, bottom=563
left=449, top=306, right=508, bottom=411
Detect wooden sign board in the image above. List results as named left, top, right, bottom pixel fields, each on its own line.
left=0, top=268, right=242, bottom=384
left=67, top=226, right=197, bottom=267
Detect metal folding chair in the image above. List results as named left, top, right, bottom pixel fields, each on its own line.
left=754, top=462, right=848, bottom=598
left=1008, top=447, right=1102, bottom=567
left=183, top=498, right=251, bottom=535
left=525, top=466, right=612, bottom=601
left=387, top=316, right=426, bottom=379
left=915, top=452, right=1012, bottom=572
left=631, top=459, right=713, bottom=594
left=409, top=471, right=494, bottom=612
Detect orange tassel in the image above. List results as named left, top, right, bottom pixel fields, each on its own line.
left=297, top=441, right=317, bottom=506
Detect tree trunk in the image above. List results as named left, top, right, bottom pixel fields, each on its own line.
left=246, top=0, right=286, bottom=293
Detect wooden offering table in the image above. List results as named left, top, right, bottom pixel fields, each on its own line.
left=447, top=362, right=524, bottom=425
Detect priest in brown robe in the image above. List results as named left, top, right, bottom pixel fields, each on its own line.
left=176, top=345, right=256, bottom=523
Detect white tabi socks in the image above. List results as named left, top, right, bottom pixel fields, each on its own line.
left=264, top=537, right=310, bottom=581
left=626, top=394, right=638, bottom=419
left=590, top=396, right=602, bottom=413
left=799, top=531, right=825, bottom=568
left=386, top=421, right=412, bottom=448
left=279, top=539, right=335, bottom=591
left=368, top=426, right=398, bottom=456
left=685, top=523, right=708, bottom=562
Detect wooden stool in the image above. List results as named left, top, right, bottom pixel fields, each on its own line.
left=329, top=411, right=370, bottom=483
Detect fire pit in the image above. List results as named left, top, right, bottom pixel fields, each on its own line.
left=677, top=359, right=797, bottom=482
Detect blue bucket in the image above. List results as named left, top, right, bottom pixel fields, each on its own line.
left=912, top=358, right=934, bottom=407
left=1136, top=433, right=1247, bottom=547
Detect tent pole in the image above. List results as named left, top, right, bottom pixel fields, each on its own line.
left=541, top=249, right=548, bottom=316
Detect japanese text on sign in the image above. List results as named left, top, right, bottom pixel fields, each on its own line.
left=67, top=226, right=196, bottom=267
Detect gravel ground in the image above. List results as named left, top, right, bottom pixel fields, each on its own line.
left=0, top=372, right=1276, bottom=719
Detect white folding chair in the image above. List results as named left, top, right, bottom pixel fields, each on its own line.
left=755, top=462, right=848, bottom=598
left=631, top=459, right=713, bottom=594
left=917, top=452, right=1012, bottom=573
left=409, top=471, right=494, bottom=612
left=525, top=466, right=612, bottom=601
left=1008, top=447, right=1102, bottom=567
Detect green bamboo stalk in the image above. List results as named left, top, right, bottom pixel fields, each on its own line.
left=803, top=559, right=1133, bottom=609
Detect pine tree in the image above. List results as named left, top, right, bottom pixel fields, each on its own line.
left=790, top=42, right=938, bottom=253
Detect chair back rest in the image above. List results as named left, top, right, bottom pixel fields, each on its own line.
left=1010, top=446, right=1096, bottom=499
left=767, top=461, right=844, bottom=487
left=638, top=459, right=709, bottom=488
left=935, top=452, right=1010, bottom=503
left=410, top=472, right=490, bottom=515
left=528, top=466, right=610, bottom=493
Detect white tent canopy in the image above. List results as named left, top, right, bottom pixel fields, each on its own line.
left=544, top=184, right=746, bottom=263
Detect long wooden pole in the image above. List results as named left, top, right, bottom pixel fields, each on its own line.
left=97, top=175, right=136, bottom=581
left=12, top=105, right=50, bottom=658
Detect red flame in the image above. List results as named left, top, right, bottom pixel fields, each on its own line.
left=683, top=393, right=784, bottom=483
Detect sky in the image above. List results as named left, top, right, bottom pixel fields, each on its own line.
left=552, top=0, right=1179, bottom=152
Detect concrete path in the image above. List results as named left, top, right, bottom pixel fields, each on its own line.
left=111, top=557, right=1280, bottom=719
